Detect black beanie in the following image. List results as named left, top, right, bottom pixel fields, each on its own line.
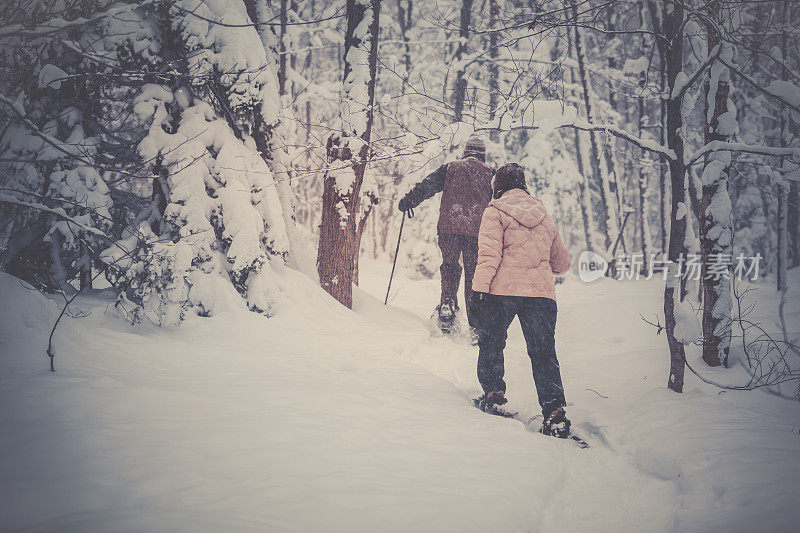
left=463, top=137, right=486, bottom=159
left=493, top=163, right=528, bottom=199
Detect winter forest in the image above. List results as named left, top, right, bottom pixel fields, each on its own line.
left=1, top=0, right=800, bottom=531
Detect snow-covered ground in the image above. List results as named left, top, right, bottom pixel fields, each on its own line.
left=1, top=262, right=799, bottom=532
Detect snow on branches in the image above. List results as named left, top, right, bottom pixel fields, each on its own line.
left=171, top=0, right=280, bottom=125
left=122, top=86, right=289, bottom=323
left=0, top=0, right=291, bottom=327
left=339, top=0, right=374, bottom=148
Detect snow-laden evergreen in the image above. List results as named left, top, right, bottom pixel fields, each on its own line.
left=1, top=0, right=293, bottom=325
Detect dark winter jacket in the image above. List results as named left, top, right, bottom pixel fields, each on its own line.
left=401, top=157, right=493, bottom=236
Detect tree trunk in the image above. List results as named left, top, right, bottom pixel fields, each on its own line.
left=778, top=176, right=788, bottom=290
left=317, top=0, right=380, bottom=308
left=278, top=0, right=288, bottom=96
left=699, top=1, right=733, bottom=368
left=604, top=9, right=627, bottom=251
left=566, top=30, right=595, bottom=252
left=636, top=0, right=651, bottom=273
left=648, top=0, right=669, bottom=254
left=79, top=240, right=92, bottom=291
left=790, top=181, right=799, bottom=269
left=289, top=1, right=298, bottom=101
left=570, top=0, right=615, bottom=254
left=452, top=0, right=474, bottom=122
left=659, top=63, right=668, bottom=254
left=638, top=96, right=652, bottom=273
left=687, top=166, right=702, bottom=223
left=398, top=0, right=413, bottom=92
left=778, top=0, right=793, bottom=280
left=574, top=130, right=595, bottom=253
left=488, top=0, right=499, bottom=141
left=304, top=0, right=316, bottom=142
left=663, top=0, right=687, bottom=393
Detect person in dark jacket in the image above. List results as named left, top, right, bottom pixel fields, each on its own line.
left=398, top=138, right=493, bottom=333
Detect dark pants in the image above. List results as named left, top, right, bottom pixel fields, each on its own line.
left=438, top=234, right=478, bottom=327
left=476, top=295, right=566, bottom=415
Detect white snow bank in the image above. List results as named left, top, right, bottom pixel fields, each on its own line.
left=1, top=266, right=799, bottom=532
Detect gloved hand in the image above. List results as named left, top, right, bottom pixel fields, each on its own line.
left=468, top=291, right=488, bottom=330
left=398, top=197, right=412, bottom=213
left=470, top=291, right=488, bottom=304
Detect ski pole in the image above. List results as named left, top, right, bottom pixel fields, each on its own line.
left=385, top=208, right=413, bottom=305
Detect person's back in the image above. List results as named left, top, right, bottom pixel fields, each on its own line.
left=437, top=157, right=493, bottom=237
left=472, top=188, right=570, bottom=300
left=397, top=138, right=493, bottom=335
left=471, top=163, right=573, bottom=438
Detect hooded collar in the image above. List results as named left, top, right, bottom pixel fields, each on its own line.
left=489, top=189, right=546, bottom=228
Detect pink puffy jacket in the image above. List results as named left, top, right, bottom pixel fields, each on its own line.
left=472, top=189, right=571, bottom=301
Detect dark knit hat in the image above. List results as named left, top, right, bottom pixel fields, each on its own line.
left=464, top=137, right=486, bottom=158
left=493, top=163, right=528, bottom=199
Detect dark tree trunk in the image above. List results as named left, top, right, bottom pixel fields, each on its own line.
left=778, top=0, right=794, bottom=278
left=278, top=0, right=288, bottom=96
left=574, top=129, right=595, bottom=253
left=488, top=0, right=499, bottom=141
left=566, top=30, right=594, bottom=252
left=604, top=9, right=626, bottom=251
left=452, top=0, right=474, bottom=122
left=659, top=65, right=668, bottom=254
left=636, top=0, right=651, bottom=273
left=304, top=0, right=316, bottom=140
left=648, top=0, right=669, bottom=254
left=570, top=0, right=613, bottom=253
left=663, top=0, right=687, bottom=393
left=289, top=1, right=299, bottom=100
left=638, top=95, right=651, bottom=273
left=317, top=0, right=380, bottom=308
left=778, top=179, right=788, bottom=289
left=700, top=0, right=733, bottom=368
left=397, top=0, right=413, bottom=91
left=790, top=180, right=799, bottom=268
left=79, top=240, right=92, bottom=291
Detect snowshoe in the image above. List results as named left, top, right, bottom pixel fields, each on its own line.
left=540, top=406, right=571, bottom=438
left=473, top=392, right=517, bottom=418
left=566, top=434, right=590, bottom=449
left=436, top=298, right=458, bottom=334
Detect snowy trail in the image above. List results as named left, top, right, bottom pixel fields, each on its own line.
left=359, top=261, right=800, bottom=532
left=1, top=266, right=799, bottom=532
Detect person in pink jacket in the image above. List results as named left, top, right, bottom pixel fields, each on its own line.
left=470, top=163, right=573, bottom=438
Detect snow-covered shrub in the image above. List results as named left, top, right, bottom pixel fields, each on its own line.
left=1, top=0, right=291, bottom=326
left=107, top=232, right=194, bottom=327
left=0, top=51, right=113, bottom=292
left=109, top=0, right=288, bottom=325
left=130, top=91, right=288, bottom=320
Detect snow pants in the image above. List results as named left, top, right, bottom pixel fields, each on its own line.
left=476, top=295, right=566, bottom=415
left=438, top=234, right=479, bottom=327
